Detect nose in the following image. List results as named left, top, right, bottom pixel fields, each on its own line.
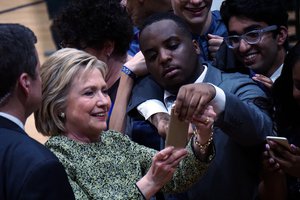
left=158, top=49, right=172, bottom=66
left=96, top=91, right=111, bottom=107
left=238, top=38, right=251, bottom=53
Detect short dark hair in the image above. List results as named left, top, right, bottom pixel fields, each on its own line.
left=220, top=0, right=289, bottom=49
left=220, top=0, right=288, bottom=29
left=0, top=24, right=37, bottom=100
left=54, top=0, right=133, bottom=57
left=139, top=12, right=193, bottom=40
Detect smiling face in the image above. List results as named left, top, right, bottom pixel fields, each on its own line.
left=140, top=19, right=200, bottom=93
left=171, top=0, right=212, bottom=32
left=64, top=68, right=111, bottom=142
left=228, top=16, right=285, bottom=76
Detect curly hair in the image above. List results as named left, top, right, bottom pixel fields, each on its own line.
left=53, top=0, right=133, bottom=57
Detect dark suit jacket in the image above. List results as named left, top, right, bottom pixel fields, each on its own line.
left=127, top=64, right=274, bottom=200
left=0, top=116, right=75, bottom=200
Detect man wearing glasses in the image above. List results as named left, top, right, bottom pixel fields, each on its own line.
left=217, top=0, right=288, bottom=90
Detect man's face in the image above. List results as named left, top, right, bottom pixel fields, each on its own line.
left=171, top=0, right=212, bottom=31
left=228, top=16, right=282, bottom=75
left=140, top=19, right=200, bottom=92
left=28, top=56, right=42, bottom=115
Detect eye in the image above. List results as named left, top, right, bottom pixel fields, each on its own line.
left=145, top=52, right=158, bottom=62
left=102, top=89, right=109, bottom=97
left=245, top=30, right=260, bottom=40
left=83, top=90, right=95, bottom=96
left=228, top=36, right=240, bottom=44
left=167, top=41, right=179, bottom=50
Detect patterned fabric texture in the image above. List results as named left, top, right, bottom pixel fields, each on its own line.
left=46, top=130, right=210, bottom=199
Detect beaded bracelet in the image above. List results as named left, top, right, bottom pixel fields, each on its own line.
left=122, top=65, right=137, bottom=80
left=193, top=129, right=214, bottom=154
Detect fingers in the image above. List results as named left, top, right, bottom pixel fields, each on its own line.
left=252, top=74, right=273, bottom=89
left=154, top=147, right=188, bottom=163
left=152, top=147, right=188, bottom=176
left=290, top=144, right=300, bottom=154
left=124, top=51, right=148, bottom=77
left=207, top=34, right=223, bottom=59
left=174, top=83, right=216, bottom=121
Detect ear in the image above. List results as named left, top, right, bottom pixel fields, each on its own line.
left=103, top=40, right=115, bottom=58
left=276, top=26, right=288, bottom=46
left=192, top=40, right=201, bottom=55
left=18, top=73, right=31, bottom=97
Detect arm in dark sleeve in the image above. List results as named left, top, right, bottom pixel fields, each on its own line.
left=127, top=75, right=164, bottom=114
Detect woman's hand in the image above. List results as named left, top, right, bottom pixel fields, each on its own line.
left=136, top=147, right=188, bottom=199
left=259, top=143, right=287, bottom=200
left=125, top=51, right=148, bottom=77
left=252, top=74, right=273, bottom=89
left=267, top=140, right=300, bottom=178
left=192, top=105, right=216, bottom=157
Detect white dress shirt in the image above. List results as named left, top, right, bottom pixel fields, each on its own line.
left=137, top=65, right=226, bottom=120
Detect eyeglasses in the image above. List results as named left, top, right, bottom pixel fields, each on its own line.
left=224, top=25, right=278, bottom=49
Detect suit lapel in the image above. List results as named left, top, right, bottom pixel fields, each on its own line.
left=203, top=63, right=223, bottom=86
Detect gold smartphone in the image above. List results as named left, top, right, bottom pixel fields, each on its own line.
left=165, top=106, right=189, bottom=148
left=266, top=136, right=290, bottom=150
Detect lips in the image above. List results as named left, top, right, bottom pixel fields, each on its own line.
left=91, top=112, right=106, bottom=119
left=185, top=5, right=206, bottom=16
left=242, top=53, right=258, bottom=66
left=162, top=66, right=180, bottom=79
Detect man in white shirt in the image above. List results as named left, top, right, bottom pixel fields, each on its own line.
left=217, top=0, right=288, bottom=90
left=127, top=12, right=273, bottom=199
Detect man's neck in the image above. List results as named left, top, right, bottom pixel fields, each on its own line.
left=264, top=48, right=286, bottom=78
left=190, top=11, right=212, bottom=35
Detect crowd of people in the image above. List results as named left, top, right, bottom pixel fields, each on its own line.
left=0, top=0, right=299, bottom=200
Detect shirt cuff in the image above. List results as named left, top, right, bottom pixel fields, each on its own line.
left=208, top=84, right=226, bottom=115
left=137, top=99, right=168, bottom=120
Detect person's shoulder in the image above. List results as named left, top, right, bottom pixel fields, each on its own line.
left=102, top=130, right=127, bottom=141
left=2, top=130, right=58, bottom=162
left=211, top=10, right=221, bottom=19
left=102, top=130, right=133, bottom=147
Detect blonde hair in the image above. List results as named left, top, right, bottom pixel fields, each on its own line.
left=35, top=48, right=107, bottom=136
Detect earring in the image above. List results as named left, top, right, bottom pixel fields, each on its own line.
left=106, top=53, right=111, bottom=60
left=59, top=112, right=65, bottom=119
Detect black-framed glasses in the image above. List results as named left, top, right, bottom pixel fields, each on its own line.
left=224, top=25, right=278, bottom=49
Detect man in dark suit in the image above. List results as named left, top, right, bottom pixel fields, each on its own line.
left=0, top=24, right=75, bottom=200
left=127, top=13, right=274, bottom=199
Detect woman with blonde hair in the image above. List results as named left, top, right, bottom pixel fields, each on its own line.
left=35, top=48, right=216, bottom=199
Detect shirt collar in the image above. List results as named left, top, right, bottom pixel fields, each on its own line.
left=0, top=112, right=24, bottom=130
left=270, top=64, right=283, bottom=82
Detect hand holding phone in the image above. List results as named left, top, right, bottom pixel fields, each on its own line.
left=165, top=106, right=189, bottom=149
left=266, top=136, right=291, bottom=158
left=266, top=136, right=290, bottom=150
